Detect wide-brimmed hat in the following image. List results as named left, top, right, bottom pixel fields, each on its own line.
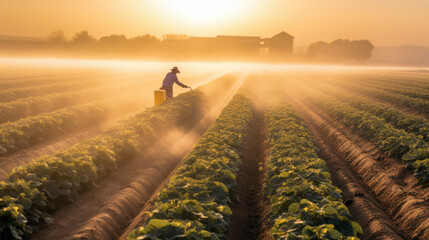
left=171, top=66, right=180, bottom=73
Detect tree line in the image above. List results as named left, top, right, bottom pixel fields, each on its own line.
left=307, top=39, right=374, bottom=62
left=48, top=30, right=188, bottom=45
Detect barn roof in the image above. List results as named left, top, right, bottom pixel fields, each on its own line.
left=271, top=31, right=294, bottom=39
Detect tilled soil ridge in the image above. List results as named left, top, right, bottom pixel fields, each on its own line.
left=293, top=103, right=408, bottom=239
left=288, top=93, right=429, bottom=240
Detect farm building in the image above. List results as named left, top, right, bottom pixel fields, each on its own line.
left=186, top=31, right=294, bottom=57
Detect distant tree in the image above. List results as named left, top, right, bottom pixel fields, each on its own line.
left=329, top=39, right=350, bottom=59
left=350, top=40, right=374, bottom=61
left=48, top=30, right=67, bottom=43
left=162, top=34, right=189, bottom=40
left=307, top=41, right=330, bottom=57
left=72, top=31, right=97, bottom=44
left=131, top=34, right=159, bottom=43
left=307, top=39, right=374, bottom=62
left=99, top=34, right=128, bottom=45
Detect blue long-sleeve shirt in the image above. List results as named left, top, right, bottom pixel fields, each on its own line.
left=162, top=72, right=186, bottom=88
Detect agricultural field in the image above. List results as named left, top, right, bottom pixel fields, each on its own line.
left=0, top=60, right=429, bottom=240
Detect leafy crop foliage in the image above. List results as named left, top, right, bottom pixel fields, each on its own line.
left=359, top=81, right=429, bottom=101
left=0, top=77, right=111, bottom=103
left=265, top=101, right=362, bottom=239
left=308, top=92, right=429, bottom=186
left=0, top=90, right=203, bottom=239
left=337, top=80, right=429, bottom=114
left=0, top=94, right=143, bottom=156
left=128, top=95, right=254, bottom=240
left=321, top=86, right=429, bottom=141
left=0, top=79, right=143, bottom=124
left=0, top=71, right=108, bottom=90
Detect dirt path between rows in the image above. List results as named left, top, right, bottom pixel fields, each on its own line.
left=287, top=91, right=429, bottom=240
left=227, top=109, right=270, bottom=240
left=30, top=74, right=246, bottom=240
left=0, top=107, right=146, bottom=181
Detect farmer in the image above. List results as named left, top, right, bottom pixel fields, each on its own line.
left=160, top=66, right=191, bottom=99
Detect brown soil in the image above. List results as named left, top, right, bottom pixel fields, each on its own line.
left=287, top=92, right=429, bottom=240
left=0, top=108, right=144, bottom=181
left=30, top=74, right=244, bottom=240
left=227, top=109, right=270, bottom=240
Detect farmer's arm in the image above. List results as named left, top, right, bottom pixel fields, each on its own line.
left=173, top=75, right=188, bottom=88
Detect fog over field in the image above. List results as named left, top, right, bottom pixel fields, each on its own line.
left=1, top=1, right=429, bottom=240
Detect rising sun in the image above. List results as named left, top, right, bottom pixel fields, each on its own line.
left=159, top=0, right=243, bottom=24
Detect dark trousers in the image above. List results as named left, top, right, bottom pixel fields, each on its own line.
left=160, top=86, right=173, bottom=99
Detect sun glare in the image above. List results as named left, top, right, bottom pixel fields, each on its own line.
left=159, top=0, right=243, bottom=25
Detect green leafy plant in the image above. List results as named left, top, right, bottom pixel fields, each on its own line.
left=0, top=77, right=146, bottom=124
left=0, top=89, right=204, bottom=239
left=0, top=92, right=144, bottom=156
left=265, top=100, right=362, bottom=239
left=306, top=90, right=429, bottom=186
left=128, top=94, right=254, bottom=240
left=321, top=86, right=429, bottom=141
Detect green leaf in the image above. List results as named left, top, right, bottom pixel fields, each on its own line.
left=44, top=182, right=59, bottom=199
left=33, top=198, right=47, bottom=207
left=79, top=174, right=89, bottom=183
left=352, top=221, right=363, bottom=235
left=323, top=206, right=338, bottom=216
left=217, top=205, right=232, bottom=216
left=288, top=202, right=300, bottom=213
left=326, top=229, right=344, bottom=239
left=24, top=173, right=40, bottom=183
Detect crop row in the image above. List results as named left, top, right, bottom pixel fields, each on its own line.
left=0, top=71, right=110, bottom=90
left=264, top=100, right=362, bottom=239
left=357, top=73, right=429, bottom=90
left=0, top=88, right=205, bottom=239
left=333, top=79, right=429, bottom=114
left=305, top=90, right=429, bottom=185
left=0, top=93, right=145, bottom=156
left=358, top=80, right=429, bottom=101
left=319, top=86, right=429, bottom=141
left=0, top=78, right=145, bottom=124
left=128, top=94, right=254, bottom=240
left=0, top=75, right=132, bottom=103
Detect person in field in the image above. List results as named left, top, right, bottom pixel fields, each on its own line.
left=160, top=66, right=190, bottom=99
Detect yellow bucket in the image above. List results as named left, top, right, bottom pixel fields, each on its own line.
left=154, top=90, right=166, bottom=106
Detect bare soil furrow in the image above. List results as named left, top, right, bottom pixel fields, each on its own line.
left=287, top=93, right=429, bottom=240
left=227, top=110, right=268, bottom=240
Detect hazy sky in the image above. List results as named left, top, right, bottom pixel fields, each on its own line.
left=1, top=0, right=428, bottom=47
